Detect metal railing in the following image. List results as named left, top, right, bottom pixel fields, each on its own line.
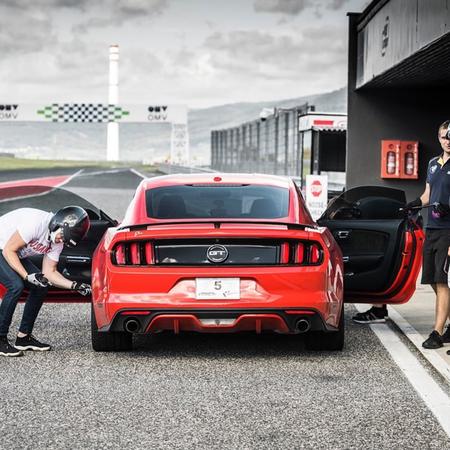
left=211, top=103, right=312, bottom=176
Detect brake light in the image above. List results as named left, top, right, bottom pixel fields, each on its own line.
left=112, top=241, right=154, bottom=266
left=310, top=243, right=321, bottom=264
left=295, top=242, right=305, bottom=264
left=130, top=243, right=140, bottom=265
left=280, top=243, right=289, bottom=264
left=145, top=242, right=154, bottom=264
left=115, top=243, right=126, bottom=265
left=294, top=241, right=323, bottom=265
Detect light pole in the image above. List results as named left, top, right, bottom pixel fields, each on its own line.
left=107, top=45, right=119, bottom=161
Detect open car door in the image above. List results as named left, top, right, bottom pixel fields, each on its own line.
left=317, top=186, right=424, bottom=304
left=0, top=185, right=118, bottom=303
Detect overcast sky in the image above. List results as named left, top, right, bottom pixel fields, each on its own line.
left=0, top=0, right=369, bottom=108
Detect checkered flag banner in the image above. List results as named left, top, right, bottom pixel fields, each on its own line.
left=36, top=104, right=130, bottom=123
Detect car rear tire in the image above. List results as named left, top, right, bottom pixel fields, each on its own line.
left=305, top=304, right=345, bottom=351
left=91, top=304, right=132, bottom=352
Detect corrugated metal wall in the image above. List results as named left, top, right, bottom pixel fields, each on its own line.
left=357, top=0, right=450, bottom=88
left=211, top=105, right=307, bottom=176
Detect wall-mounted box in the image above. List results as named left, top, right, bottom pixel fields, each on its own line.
left=381, top=140, right=419, bottom=179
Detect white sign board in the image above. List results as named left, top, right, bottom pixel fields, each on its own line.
left=305, top=175, right=328, bottom=221
left=0, top=103, right=187, bottom=124
left=298, top=114, right=347, bottom=132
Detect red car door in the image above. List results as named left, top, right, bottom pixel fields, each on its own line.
left=317, top=186, right=424, bottom=304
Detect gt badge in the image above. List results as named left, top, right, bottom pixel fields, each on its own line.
left=206, top=244, right=229, bottom=263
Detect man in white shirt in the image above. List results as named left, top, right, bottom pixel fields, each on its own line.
left=0, top=206, right=91, bottom=357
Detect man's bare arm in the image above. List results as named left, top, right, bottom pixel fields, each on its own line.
left=420, top=183, right=430, bottom=206
left=42, top=256, right=74, bottom=289
left=2, top=231, right=29, bottom=280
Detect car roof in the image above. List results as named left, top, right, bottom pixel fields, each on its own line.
left=141, top=173, right=293, bottom=190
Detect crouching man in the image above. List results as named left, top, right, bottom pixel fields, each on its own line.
left=0, top=206, right=91, bottom=357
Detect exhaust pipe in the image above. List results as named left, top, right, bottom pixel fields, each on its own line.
left=124, top=318, right=140, bottom=333
left=296, top=318, right=311, bottom=333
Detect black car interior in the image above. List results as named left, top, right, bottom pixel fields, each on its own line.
left=318, top=188, right=412, bottom=294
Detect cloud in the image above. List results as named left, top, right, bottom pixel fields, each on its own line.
left=0, top=4, right=57, bottom=57
left=253, top=0, right=350, bottom=15
left=204, top=29, right=346, bottom=79
left=327, top=0, right=349, bottom=10
left=254, top=0, right=311, bottom=15
left=73, top=0, right=169, bottom=31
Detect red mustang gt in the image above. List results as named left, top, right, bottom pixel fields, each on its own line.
left=89, top=174, right=424, bottom=352
left=0, top=175, right=424, bottom=352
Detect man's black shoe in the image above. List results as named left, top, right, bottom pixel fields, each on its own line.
left=422, top=330, right=443, bottom=349
left=15, top=334, right=51, bottom=352
left=442, top=325, right=450, bottom=344
left=352, top=306, right=388, bottom=324
left=0, top=336, right=24, bottom=357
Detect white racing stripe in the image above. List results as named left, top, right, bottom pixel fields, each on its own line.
left=57, top=168, right=84, bottom=186
left=129, top=167, right=148, bottom=179
left=355, top=304, right=450, bottom=437
left=76, top=168, right=149, bottom=179
left=77, top=168, right=128, bottom=177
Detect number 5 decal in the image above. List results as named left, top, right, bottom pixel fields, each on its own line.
left=214, top=280, right=222, bottom=290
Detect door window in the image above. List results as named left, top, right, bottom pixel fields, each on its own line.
left=320, top=186, right=406, bottom=221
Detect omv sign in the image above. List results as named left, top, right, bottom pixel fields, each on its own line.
left=0, top=105, right=19, bottom=120
left=148, top=105, right=169, bottom=122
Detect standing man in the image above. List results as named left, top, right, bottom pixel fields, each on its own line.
left=411, top=120, right=450, bottom=348
left=353, top=120, right=450, bottom=339
left=0, top=206, right=92, bottom=357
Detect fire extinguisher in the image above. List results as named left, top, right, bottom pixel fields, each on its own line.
left=405, top=151, right=414, bottom=175
left=387, top=151, right=396, bottom=174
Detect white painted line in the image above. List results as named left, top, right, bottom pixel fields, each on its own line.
left=387, top=306, right=450, bottom=384
left=355, top=304, right=450, bottom=437
left=57, top=168, right=84, bottom=187
left=129, top=168, right=148, bottom=179
left=77, top=168, right=127, bottom=177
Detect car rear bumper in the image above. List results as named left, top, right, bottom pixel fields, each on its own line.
left=93, top=264, right=343, bottom=332
left=98, top=308, right=339, bottom=334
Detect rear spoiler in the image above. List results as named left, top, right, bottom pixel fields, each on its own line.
left=119, top=220, right=313, bottom=231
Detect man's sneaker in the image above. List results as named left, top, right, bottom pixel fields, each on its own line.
left=15, top=334, right=51, bottom=352
left=352, top=306, right=388, bottom=324
left=0, top=336, right=24, bottom=357
left=422, top=330, right=443, bottom=349
left=442, top=325, right=450, bottom=344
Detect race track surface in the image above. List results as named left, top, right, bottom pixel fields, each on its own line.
left=1, top=168, right=449, bottom=449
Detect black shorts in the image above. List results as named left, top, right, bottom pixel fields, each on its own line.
left=421, top=229, right=450, bottom=284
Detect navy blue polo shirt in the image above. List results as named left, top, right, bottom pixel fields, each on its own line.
left=426, top=155, right=450, bottom=229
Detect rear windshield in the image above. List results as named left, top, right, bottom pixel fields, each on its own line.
left=146, top=185, right=289, bottom=219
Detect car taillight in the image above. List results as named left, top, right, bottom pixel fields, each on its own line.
left=130, top=243, right=140, bottom=265
left=280, top=243, right=290, bottom=264
left=309, top=243, right=321, bottom=264
left=115, top=243, right=126, bottom=265
left=144, top=242, right=154, bottom=264
left=294, top=242, right=305, bottom=264
left=294, top=242, right=323, bottom=265
left=112, top=241, right=154, bottom=266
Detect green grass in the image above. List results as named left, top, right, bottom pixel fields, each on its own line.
left=0, top=156, right=156, bottom=172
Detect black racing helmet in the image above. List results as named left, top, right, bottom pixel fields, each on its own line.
left=49, top=206, right=90, bottom=247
